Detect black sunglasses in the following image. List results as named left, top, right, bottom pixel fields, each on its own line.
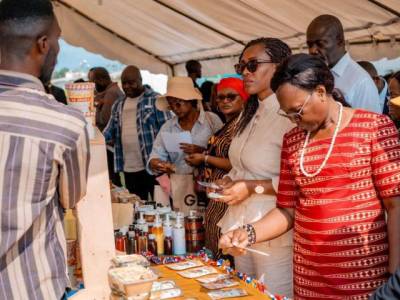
left=234, top=59, right=274, bottom=75
left=216, top=93, right=239, bottom=102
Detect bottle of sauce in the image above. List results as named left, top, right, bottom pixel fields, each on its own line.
left=126, top=232, right=137, bottom=254
left=148, top=234, right=158, bottom=256
left=172, top=212, right=186, bottom=255
left=115, top=232, right=125, bottom=252
left=164, top=232, right=173, bottom=255
left=138, top=231, right=148, bottom=253
left=152, top=214, right=164, bottom=255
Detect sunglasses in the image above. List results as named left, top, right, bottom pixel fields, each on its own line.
left=234, top=59, right=274, bottom=75
left=216, top=93, right=239, bottom=102
left=277, top=94, right=312, bottom=122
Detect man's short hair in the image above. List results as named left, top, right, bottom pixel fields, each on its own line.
left=309, top=14, right=345, bottom=43
left=0, top=0, right=55, bottom=58
left=89, top=67, right=112, bottom=82
left=185, top=60, right=201, bottom=74
left=0, top=0, right=54, bottom=22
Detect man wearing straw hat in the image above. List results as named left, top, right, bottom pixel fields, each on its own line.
left=148, top=77, right=222, bottom=214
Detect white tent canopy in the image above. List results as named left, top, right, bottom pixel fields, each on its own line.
left=53, top=0, right=400, bottom=76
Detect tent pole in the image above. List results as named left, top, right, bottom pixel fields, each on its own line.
left=368, top=0, right=400, bottom=18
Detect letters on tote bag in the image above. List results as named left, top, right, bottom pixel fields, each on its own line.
left=170, top=174, right=206, bottom=216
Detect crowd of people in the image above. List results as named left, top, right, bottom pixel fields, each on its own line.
left=0, top=0, right=400, bottom=299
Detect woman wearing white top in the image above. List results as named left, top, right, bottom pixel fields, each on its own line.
left=212, top=38, right=294, bottom=297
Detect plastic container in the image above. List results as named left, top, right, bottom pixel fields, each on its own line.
left=108, top=266, right=158, bottom=297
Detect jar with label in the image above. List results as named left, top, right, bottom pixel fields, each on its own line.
left=185, top=210, right=205, bottom=253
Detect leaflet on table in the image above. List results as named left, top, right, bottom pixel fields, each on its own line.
left=177, top=266, right=218, bottom=278
left=207, top=288, right=248, bottom=299
left=201, top=278, right=239, bottom=290
left=196, top=274, right=232, bottom=283
left=160, top=131, right=192, bottom=153
left=166, top=260, right=204, bottom=271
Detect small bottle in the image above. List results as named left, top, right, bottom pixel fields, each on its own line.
left=148, top=234, right=158, bottom=256
left=138, top=231, right=148, bottom=253
left=164, top=232, right=173, bottom=255
left=115, top=232, right=125, bottom=252
left=172, top=212, right=186, bottom=255
left=163, top=214, right=173, bottom=238
left=126, top=232, right=137, bottom=254
left=153, top=214, right=164, bottom=255
left=136, top=212, right=148, bottom=233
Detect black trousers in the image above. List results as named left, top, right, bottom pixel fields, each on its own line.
left=107, top=149, right=121, bottom=186
left=124, top=170, right=156, bottom=201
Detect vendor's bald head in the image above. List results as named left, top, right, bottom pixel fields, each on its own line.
left=0, top=0, right=61, bottom=84
left=121, top=65, right=144, bottom=98
left=306, top=14, right=346, bottom=68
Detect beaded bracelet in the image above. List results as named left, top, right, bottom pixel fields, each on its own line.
left=242, top=224, right=256, bottom=246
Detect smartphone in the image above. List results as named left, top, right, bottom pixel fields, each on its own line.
left=207, top=192, right=225, bottom=199
left=197, top=181, right=222, bottom=190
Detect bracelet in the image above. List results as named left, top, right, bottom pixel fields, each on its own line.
left=204, top=155, right=209, bottom=166
left=242, top=224, right=256, bottom=246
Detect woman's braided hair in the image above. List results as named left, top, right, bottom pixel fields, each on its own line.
left=236, top=38, right=292, bottom=135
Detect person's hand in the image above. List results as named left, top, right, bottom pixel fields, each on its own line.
left=218, top=180, right=251, bottom=205
left=219, top=228, right=249, bottom=256
left=180, top=143, right=205, bottom=154
left=206, top=176, right=232, bottom=197
left=185, top=153, right=205, bottom=167
left=215, top=176, right=233, bottom=188
left=149, top=159, right=175, bottom=174
left=389, top=102, right=400, bottom=121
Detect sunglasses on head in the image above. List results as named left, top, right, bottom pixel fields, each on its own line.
left=216, top=93, right=239, bottom=102
left=234, top=59, right=274, bottom=75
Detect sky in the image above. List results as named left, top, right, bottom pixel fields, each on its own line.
left=55, top=39, right=123, bottom=71
left=55, top=39, right=168, bottom=93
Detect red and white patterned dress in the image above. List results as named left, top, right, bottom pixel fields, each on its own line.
left=277, top=110, right=400, bottom=299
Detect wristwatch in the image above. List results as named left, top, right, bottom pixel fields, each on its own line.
left=254, top=184, right=265, bottom=194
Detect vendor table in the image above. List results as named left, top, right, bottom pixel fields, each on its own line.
left=153, top=264, right=271, bottom=300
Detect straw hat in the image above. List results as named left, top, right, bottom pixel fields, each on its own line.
left=156, top=76, right=202, bottom=111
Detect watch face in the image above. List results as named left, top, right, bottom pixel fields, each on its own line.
left=255, top=185, right=264, bottom=194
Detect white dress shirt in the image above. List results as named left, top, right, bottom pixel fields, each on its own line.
left=331, top=52, right=381, bottom=113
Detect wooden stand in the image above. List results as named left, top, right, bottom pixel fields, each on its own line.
left=71, top=128, right=115, bottom=299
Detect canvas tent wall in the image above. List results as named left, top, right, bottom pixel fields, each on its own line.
left=53, top=0, right=400, bottom=76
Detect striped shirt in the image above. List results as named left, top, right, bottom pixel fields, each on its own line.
left=0, top=70, right=90, bottom=300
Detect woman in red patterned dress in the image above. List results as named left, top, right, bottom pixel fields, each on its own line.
left=219, top=54, right=400, bottom=299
